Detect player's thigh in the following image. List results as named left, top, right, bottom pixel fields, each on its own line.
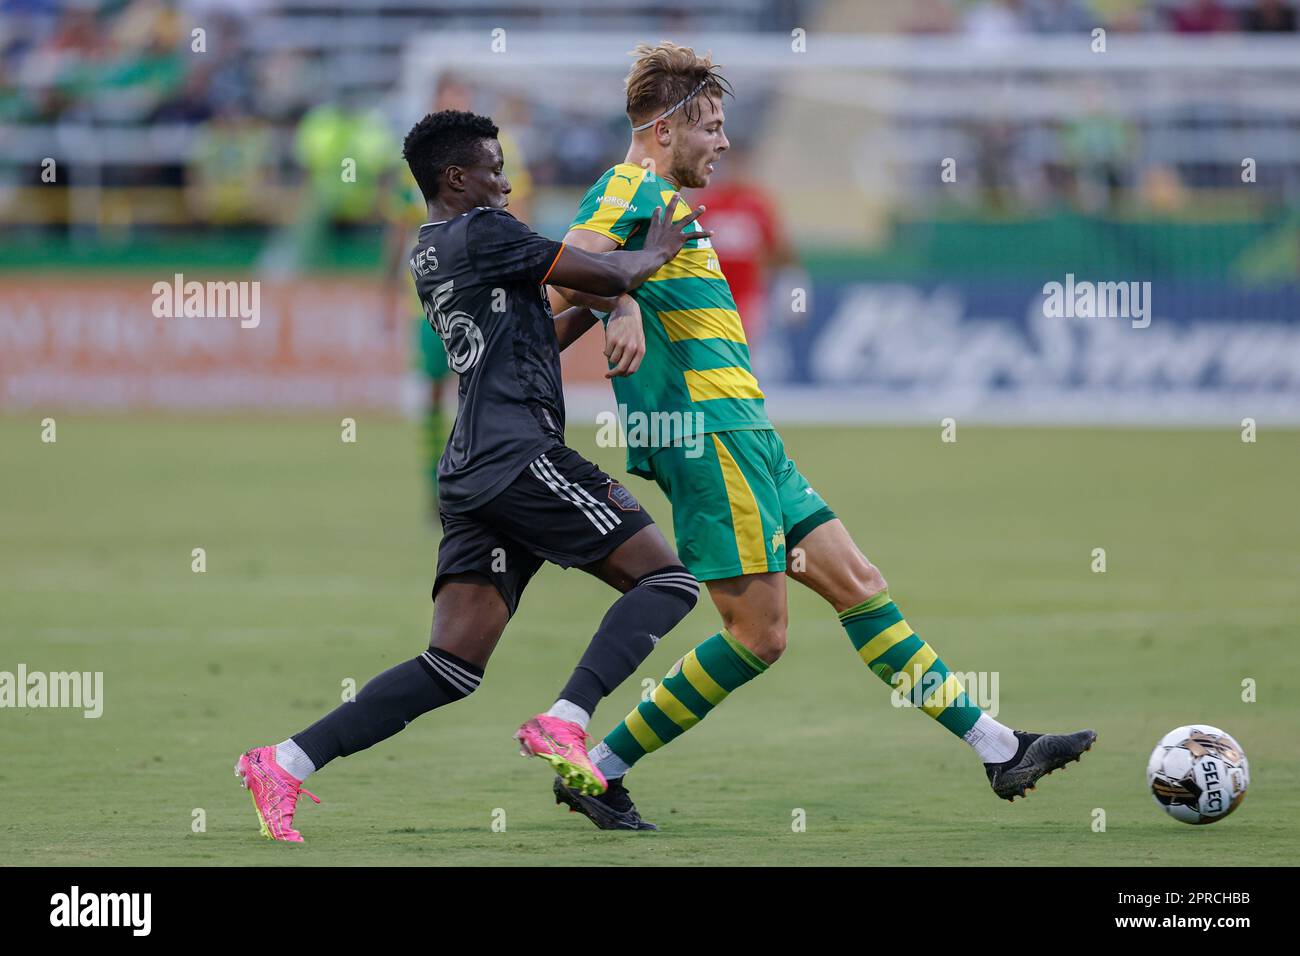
left=704, top=571, right=788, bottom=664
left=583, top=523, right=682, bottom=593
left=762, top=428, right=834, bottom=556
left=431, top=510, right=543, bottom=666
left=428, top=574, right=511, bottom=668
left=788, top=518, right=887, bottom=614
left=651, top=431, right=787, bottom=581
left=482, top=445, right=658, bottom=580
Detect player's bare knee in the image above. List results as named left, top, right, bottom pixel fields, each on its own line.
left=859, top=560, right=887, bottom=600
left=760, top=624, right=788, bottom=664
left=725, top=618, right=787, bottom=665
left=833, top=554, right=886, bottom=610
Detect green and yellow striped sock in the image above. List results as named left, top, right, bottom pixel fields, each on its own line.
left=601, top=630, right=766, bottom=772
left=839, top=590, right=982, bottom=737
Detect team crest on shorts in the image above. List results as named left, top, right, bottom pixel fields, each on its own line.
left=606, top=482, right=641, bottom=512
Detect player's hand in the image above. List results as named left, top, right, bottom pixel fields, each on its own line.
left=644, top=195, right=711, bottom=263
left=604, top=296, right=645, bottom=378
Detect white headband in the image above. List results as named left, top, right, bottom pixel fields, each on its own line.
left=630, top=79, right=709, bottom=132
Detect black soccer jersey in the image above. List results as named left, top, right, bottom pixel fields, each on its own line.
left=408, top=206, right=566, bottom=513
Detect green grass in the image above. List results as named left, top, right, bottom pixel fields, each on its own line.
left=2, top=416, right=1297, bottom=865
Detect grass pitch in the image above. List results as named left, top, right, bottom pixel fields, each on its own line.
left=2, top=416, right=1297, bottom=865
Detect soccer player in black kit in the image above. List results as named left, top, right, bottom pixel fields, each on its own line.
left=235, top=110, right=708, bottom=841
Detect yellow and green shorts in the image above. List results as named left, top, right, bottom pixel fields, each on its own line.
left=645, top=427, right=835, bottom=581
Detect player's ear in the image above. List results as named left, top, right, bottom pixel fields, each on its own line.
left=445, top=164, right=464, bottom=193
left=654, top=119, right=672, bottom=148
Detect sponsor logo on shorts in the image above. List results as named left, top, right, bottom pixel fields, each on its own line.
left=770, top=528, right=786, bottom=554
left=607, top=482, right=641, bottom=512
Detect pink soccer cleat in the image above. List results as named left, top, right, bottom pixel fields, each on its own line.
left=234, top=745, right=320, bottom=843
left=514, top=714, right=607, bottom=796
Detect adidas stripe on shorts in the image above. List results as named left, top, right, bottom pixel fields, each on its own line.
left=433, top=443, right=655, bottom=615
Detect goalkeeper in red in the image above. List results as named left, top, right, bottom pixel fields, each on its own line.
left=542, top=43, right=1096, bottom=829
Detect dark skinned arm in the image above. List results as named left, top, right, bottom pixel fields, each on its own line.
left=553, top=306, right=600, bottom=352
left=544, top=195, right=709, bottom=298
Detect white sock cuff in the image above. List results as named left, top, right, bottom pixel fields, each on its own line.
left=964, top=713, right=1019, bottom=764
left=275, top=739, right=317, bottom=781
left=547, top=699, right=591, bottom=729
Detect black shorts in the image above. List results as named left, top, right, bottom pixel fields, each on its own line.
left=433, top=444, right=655, bottom=615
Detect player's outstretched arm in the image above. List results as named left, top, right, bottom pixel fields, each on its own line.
left=549, top=230, right=622, bottom=314
left=552, top=307, right=600, bottom=351
left=546, top=195, right=708, bottom=297
left=551, top=296, right=643, bottom=378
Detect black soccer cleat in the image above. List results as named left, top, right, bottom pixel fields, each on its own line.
left=985, top=729, right=1097, bottom=801
left=553, top=775, right=659, bottom=830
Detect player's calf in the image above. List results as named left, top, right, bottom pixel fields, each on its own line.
left=795, top=519, right=1096, bottom=792
left=235, top=644, right=484, bottom=837
left=517, top=563, right=699, bottom=793
left=581, top=570, right=783, bottom=785
left=289, top=646, right=484, bottom=779
left=711, top=570, right=789, bottom=664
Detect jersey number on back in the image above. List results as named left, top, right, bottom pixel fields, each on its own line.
left=422, top=279, right=485, bottom=374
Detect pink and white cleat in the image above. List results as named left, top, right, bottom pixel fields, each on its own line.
left=234, top=745, right=320, bottom=843
left=514, top=714, right=607, bottom=796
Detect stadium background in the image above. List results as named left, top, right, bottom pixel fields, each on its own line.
left=2, top=0, right=1298, bottom=866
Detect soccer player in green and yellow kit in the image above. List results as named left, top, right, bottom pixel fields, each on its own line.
left=540, top=43, right=1096, bottom=828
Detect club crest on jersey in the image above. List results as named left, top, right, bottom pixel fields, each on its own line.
left=606, top=482, right=641, bottom=512
left=423, top=278, right=485, bottom=373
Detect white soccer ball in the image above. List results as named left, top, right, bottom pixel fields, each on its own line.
left=1146, top=724, right=1249, bottom=825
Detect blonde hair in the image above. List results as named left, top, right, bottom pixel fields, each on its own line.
left=624, top=41, right=732, bottom=127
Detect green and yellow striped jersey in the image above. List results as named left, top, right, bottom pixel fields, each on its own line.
left=570, top=162, right=772, bottom=476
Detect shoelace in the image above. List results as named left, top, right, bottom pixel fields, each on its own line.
left=273, top=777, right=321, bottom=809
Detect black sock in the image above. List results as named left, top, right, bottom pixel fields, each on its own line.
left=558, top=565, right=699, bottom=717
left=293, top=648, right=483, bottom=770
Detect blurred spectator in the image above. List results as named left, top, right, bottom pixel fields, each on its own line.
left=1242, top=0, right=1297, bottom=31
left=903, top=0, right=959, bottom=33
left=2, top=0, right=1297, bottom=236
left=187, top=104, right=275, bottom=224
left=1087, top=0, right=1153, bottom=31
left=961, top=0, right=1029, bottom=44
left=695, top=146, right=800, bottom=356
left=1168, top=0, right=1235, bottom=32
left=1022, top=0, right=1098, bottom=32
left=295, top=97, right=397, bottom=225
left=1061, top=85, right=1136, bottom=211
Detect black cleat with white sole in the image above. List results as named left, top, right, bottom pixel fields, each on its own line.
left=553, top=775, right=659, bottom=830
left=986, top=729, right=1097, bottom=801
